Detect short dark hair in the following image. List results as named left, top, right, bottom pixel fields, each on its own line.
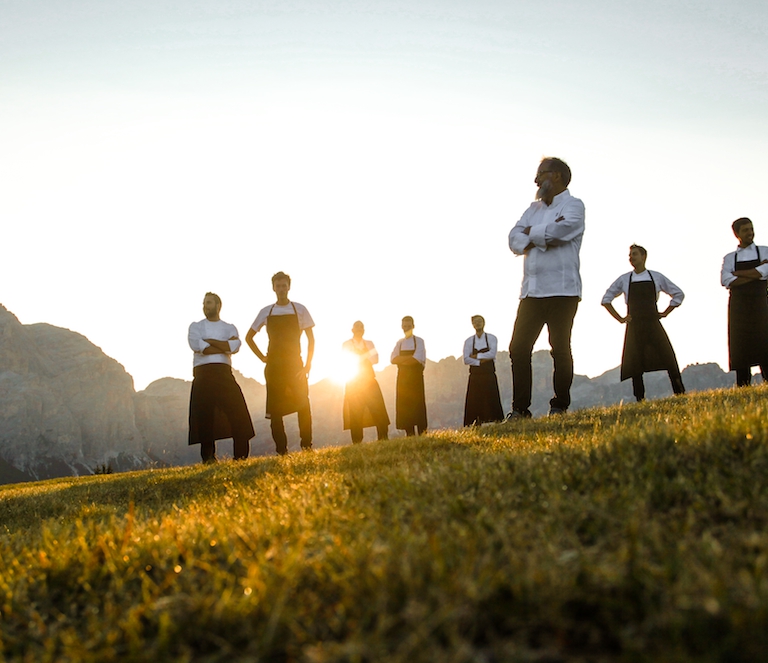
left=541, top=157, right=571, bottom=186
left=204, top=292, right=222, bottom=308
left=629, top=244, right=647, bottom=258
left=732, top=217, right=752, bottom=234
left=271, top=271, right=291, bottom=286
left=471, top=314, right=485, bottom=325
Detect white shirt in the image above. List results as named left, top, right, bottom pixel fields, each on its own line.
left=250, top=301, right=315, bottom=332
left=463, top=332, right=498, bottom=367
left=390, top=335, right=426, bottom=366
left=342, top=338, right=379, bottom=365
left=188, top=319, right=241, bottom=368
left=721, top=244, right=768, bottom=288
left=601, top=270, right=685, bottom=307
left=508, top=189, right=585, bottom=299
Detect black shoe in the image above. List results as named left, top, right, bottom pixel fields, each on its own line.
left=505, top=409, right=532, bottom=421
left=548, top=407, right=566, bottom=416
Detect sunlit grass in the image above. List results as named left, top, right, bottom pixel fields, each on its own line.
left=2, top=387, right=768, bottom=661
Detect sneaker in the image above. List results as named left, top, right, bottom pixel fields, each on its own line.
left=504, top=409, right=532, bottom=421
left=548, top=407, right=566, bottom=416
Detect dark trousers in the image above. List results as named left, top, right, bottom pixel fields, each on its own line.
left=509, top=296, right=579, bottom=412
left=201, top=437, right=250, bottom=463
left=631, top=371, right=685, bottom=402
left=350, top=425, right=389, bottom=444
left=270, top=403, right=313, bottom=454
left=735, top=366, right=768, bottom=387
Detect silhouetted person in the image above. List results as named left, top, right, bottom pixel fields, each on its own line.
left=602, top=244, right=685, bottom=402
left=390, top=316, right=427, bottom=436
left=721, top=217, right=768, bottom=386
left=246, top=272, right=314, bottom=454
left=463, top=315, right=504, bottom=425
left=188, top=292, right=255, bottom=463
left=507, top=157, right=585, bottom=418
left=342, top=321, right=390, bottom=444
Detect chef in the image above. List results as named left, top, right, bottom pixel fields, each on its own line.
left=721, top=217, right=768, bottom=386
left=246, top=272, right=315, bottom=454
left=188, top=292, right=255, bottom=463
left=390, top=316, right=428, bottom=436
left=602, top=244, right=685, bottom=401
left=462, top=315, right=504, bottom=426
left=341, top=321, right=390, bottom=444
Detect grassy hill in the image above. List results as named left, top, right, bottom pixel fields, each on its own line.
left=1, top=387, right=768, bottom=662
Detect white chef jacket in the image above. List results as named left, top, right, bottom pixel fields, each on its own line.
left=601, top=270, right=684, bottom=307
left=721, top=244, right=768, bottom=288
left=508, top=189, right=585, bottom=299
left=188, top=319, right=241, bottom=368
left=463, top=332, right=498, bottom=367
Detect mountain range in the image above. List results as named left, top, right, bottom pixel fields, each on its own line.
left=0, top=304, right=736, bottom=484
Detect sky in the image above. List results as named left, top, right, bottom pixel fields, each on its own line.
left=2, top=0, right=768, bottom=392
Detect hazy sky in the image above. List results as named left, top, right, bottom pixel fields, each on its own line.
left=2, top=1, right=768, bottom=392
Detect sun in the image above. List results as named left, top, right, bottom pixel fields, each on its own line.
left=328, top=350, right=362, bottom=386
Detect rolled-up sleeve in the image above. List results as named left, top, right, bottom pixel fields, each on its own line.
left=601, top=275, right=627, bottom=305
left=188, top=322, right=209, bottom=353
left=477, top=334, right=497, bottom=360
left=657, top=273, right=684, bottom=307
left=415, top=338, right=426, bottom=365
left=463, top=337, right=479, bottom=366
left=721, top=253, right=736, bottom=288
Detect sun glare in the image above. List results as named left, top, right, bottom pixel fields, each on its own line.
left=329, top=351, right=361, bottom=386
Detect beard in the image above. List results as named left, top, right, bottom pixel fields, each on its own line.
left=535, top=180, right=553, bottom=202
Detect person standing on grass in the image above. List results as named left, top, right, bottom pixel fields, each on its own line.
left=507, top=157, right=585, bottom=419
left=390, top=316, right=427, bottom=436
left=721, top=217, right=768, bottom=386
left=463, top=315, right=504, bottom=426
left=246, top=272, right=314, bottom=455
left=188, top=292, right=255, bottom=463
left=602, top=244, right=686, bottom=402
left=342, top=321, right=390, bottom=444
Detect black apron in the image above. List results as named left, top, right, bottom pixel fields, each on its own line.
left=464, top=335, right=503, bottom=425
left=188, top=363, right=255, bottom=446
left=265, top=303, right=310, bottom=418
left=395, top=337, right=428, bottom=430
left=620, top=273, right=681, bottom=381
left=728, top=247, right=768, bottom=370
left=343, top=341, right=390, bottom=431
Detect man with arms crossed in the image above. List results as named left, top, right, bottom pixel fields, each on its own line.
left=246, top=272, right=315, bottom=454
left=507, top=157, right=585, bottom=418
left=188, top=292, right=255, bottom=463
left=721, top=217, right=768, bottom=386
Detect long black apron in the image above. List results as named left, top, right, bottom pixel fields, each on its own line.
left=620, top=274, right=681, bottom=381
left=728, top=247, right=768, bottom=370
left=395, top=337, right=428, bottom=431
left=463, top=335, right=504, bottom=426
left=343, top=342, right=390, bottom=432
left=188, top=363, right=255, bottom=450
left=265, top=303, right=309, bottom=418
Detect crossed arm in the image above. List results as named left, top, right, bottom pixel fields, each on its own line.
left=509, top=200, right=585, bottom=255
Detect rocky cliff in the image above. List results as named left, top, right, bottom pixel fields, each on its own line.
left=0, top=305, right=149, bottom=480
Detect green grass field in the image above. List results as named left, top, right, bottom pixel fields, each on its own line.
left=2, top=386, right=768, bottom=662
